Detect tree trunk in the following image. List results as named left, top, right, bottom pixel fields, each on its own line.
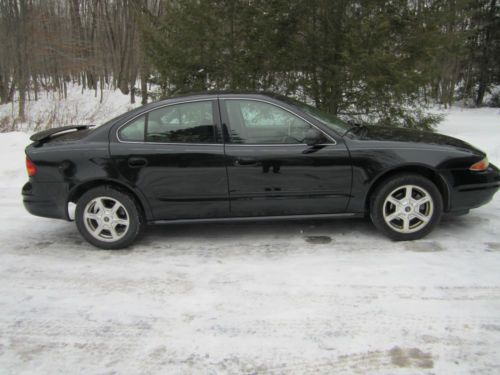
left=475, top=0, right=497, bottom=106
left=130, top=83, right=135, bottom=104
left=18, top=88, right=26, bottom=121
left=140, top=65, right=148, bottom=105
left=0, top=72, right=7, bottom=104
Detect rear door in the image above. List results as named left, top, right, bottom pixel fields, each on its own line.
left=110, top=99, right=229, bottom=220
left=220, top=97, right=352, bottom=217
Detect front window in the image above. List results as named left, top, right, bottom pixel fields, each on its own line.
left=225, top=99, right=329, bottom=144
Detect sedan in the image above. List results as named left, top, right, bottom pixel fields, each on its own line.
left=22, top=93, right=500, bottom=249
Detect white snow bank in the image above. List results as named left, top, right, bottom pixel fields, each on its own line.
left=0, top=84, right=140, bottom=132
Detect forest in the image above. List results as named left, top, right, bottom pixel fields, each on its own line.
left=0, top=0, right=498, bottom=129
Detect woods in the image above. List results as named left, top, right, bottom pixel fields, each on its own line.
left=0, top=0, right=150, bottom=118
left=0, top=0, right=499, bottom=129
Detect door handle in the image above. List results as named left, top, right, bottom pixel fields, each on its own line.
left=128, top=157, right=148, bottom=167
left=234, top=158, right=257, bottom=166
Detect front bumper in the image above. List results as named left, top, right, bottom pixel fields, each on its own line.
left=448, top=163, right=500, bottom=212
left=22, top=181, right=70, bottom=220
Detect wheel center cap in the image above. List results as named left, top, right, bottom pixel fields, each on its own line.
left=103, top=217, right=110, bottom=223
left=405, top=206, right=412, bottom=213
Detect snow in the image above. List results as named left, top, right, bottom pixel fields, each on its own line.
left=0, top=84, right=140, bottom=132
left=434, top=106, right=500, bottom=164
left=0, top=101, right=499, bottom=374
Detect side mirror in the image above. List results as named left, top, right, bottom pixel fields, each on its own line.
left=304, top=128, right=322, bottom=146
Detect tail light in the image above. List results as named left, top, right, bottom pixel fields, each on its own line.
left=469, top=157, right=489, bottom=172
left=26, top=157, right=37, bottom=177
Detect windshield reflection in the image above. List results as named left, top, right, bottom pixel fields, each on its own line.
left=280, top=97, right=351, bottom=134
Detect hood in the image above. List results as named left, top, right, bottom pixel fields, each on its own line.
left=355, top=126, right=484, bottom=155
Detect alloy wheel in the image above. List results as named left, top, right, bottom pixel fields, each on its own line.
left=83, top=196, right=130, bottom=242
left=382, top=184, right=434, bottom=234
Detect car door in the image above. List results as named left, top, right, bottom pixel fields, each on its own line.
left=220, top=97, right=352, bottom=217
left=110, top=99, right=229, bottom=220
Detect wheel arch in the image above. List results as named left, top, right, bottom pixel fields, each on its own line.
left=67, top=179, right=152, bottom=221
left=365, top=164, right=451, bottom=213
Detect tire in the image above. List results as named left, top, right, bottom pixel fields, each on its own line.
left=75, top=186, right=143, bottom=249
left=370, top=174, right=443, bottom=241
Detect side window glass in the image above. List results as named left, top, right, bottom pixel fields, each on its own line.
left=226, top=100, right=328, bottom=144
left=118, top=116, right=145, bottom=141
left=146, top=101, right=216, bottom=143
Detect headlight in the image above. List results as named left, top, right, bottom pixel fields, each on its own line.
left=469, top=157, right=489, bottom=171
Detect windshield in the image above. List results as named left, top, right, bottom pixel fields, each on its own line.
left=284, top=98, right=351, bottom=134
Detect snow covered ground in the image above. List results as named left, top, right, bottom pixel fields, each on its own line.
left=0, top=103, right=499, bottom=374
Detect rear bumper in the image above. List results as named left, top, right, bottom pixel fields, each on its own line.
left=448, top=163, right=500, bottom=212
left=22, top=181, right=70, bottom=220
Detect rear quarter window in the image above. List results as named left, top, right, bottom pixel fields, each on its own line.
left=119, top=117, right=145, bottom=141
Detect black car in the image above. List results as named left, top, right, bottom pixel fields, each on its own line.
left=22, top=93, right=499, bottom=249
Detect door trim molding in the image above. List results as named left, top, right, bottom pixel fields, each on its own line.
left=151, top=212, right=360, bottom=225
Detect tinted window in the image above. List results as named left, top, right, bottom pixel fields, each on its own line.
left=226, top=100, right=329, bottom=144
left=146, top=101, right=216, bottom=143
left=291, top=101, right=350, bottom=134
left=118, top=101, right=216, bottom=143
left=119, top=116, right=145, bottom=141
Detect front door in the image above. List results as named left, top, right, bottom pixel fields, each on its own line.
left=220, top=98, right=352, bottom=217
left=110, top=99, right=229, bottom=220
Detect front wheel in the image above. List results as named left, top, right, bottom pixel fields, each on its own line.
left=75, top=187, right=143, bottom=249
left=370, top=174, right=443, bottom=241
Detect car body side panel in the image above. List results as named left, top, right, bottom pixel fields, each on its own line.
left=344, top=138, right=496, bottom=213
left=25, top=141, right=110, bottom=182
left=224, top=143, right=352, bottom=216
left=24, top=140, right=139, bottom=220
left=109, top=142, right=230, bottom=220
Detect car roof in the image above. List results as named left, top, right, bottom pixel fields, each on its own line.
left=152, top=91, right=289, bottom=104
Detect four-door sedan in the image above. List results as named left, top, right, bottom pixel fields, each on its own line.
left=22, top=92, right=499, bottom=249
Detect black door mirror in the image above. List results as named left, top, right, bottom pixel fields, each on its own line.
left=304, top=128, right=322, bottom=146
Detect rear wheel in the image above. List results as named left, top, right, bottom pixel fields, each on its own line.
left=370, top=174, right=443, bottom=241
left=75, top=186, right=143, bottom=249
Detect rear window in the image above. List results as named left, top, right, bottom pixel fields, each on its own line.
left=118, top=101, right=216, bottom=143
